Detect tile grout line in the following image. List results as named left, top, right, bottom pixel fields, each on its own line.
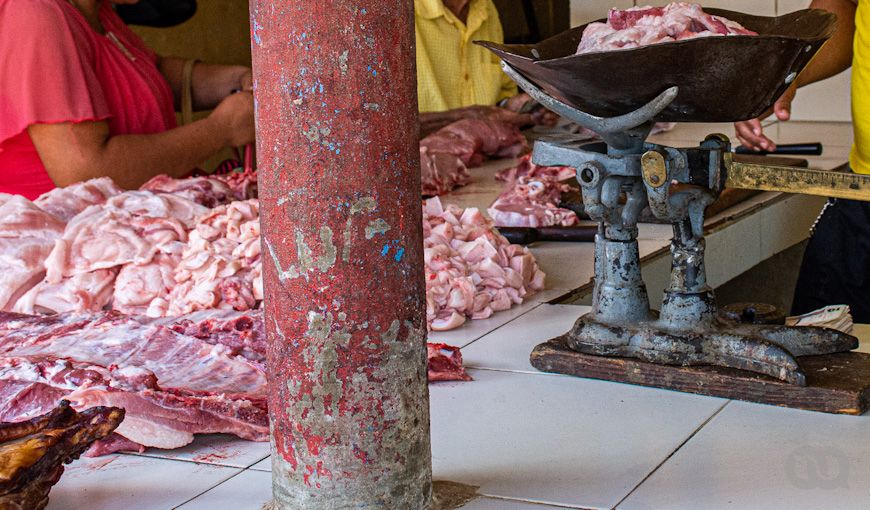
left=171, top=467, right=248, bottom=509
left=478, top=492, right=595, bottom=510
left=458, top=302, right=545, bottom=349
left=609, top=400, right=732, bottom=510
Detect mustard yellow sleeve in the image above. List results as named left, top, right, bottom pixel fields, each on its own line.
left=489, top=4, right=517, bottom=101
left=500, top=68, right=518, bottom=101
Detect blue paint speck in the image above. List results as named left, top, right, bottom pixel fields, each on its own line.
left=394, top=248, right=405, bottom=262
left=361, top=8, right=367, bottom=14
left=381, top=245, right=390, bottom=257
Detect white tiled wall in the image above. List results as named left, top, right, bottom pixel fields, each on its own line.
left=568, top=1, right=852, bottom=121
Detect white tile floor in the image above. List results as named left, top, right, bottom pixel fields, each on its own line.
left=45, top=122, right=869, bottom=509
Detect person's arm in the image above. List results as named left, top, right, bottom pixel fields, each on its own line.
left=735, top=0, right=857, bottom=150
left=158, top=57, right=252, bottom=111
left=27, top=92, right=255, bottom=189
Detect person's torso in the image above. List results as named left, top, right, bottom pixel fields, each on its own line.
left=415, top=0, right=510, bottom=112
left=0, top=0, right=176, bottom=199
left=851, top=0, right=870, bottom=174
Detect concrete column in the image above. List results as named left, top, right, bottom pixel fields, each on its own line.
left=250, top=1, right=432, bottom=508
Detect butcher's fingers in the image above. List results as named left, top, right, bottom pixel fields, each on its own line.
left=734, top=118, right=775, bottom=152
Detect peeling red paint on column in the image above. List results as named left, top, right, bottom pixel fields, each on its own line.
left=249, top=1, right=432, bottom=509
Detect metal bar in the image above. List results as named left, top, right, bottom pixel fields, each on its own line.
left=249, top=2, right=432, bottom=509
left=725, top=162, right=870, bottom=201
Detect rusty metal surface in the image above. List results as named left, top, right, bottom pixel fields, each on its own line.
left=719, top=303, right=786, bottom=325
left=250, top=1, right=431, bottom=508
left=477, top=9, right=835, bottom=122
left=725, top=161, right=870, bottom=201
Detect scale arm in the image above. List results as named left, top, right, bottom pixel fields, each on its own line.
left=724, top=159, right=870, bottom=202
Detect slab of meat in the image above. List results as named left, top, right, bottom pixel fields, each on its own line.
left=489, top=155, right=579, bottom=228
left=427, top=344, right=472, bottom=382
left=0, top=311, right=267, bottom=397
left=420, top=147, right=472, bottom=197
left=423, top=197, right=545, bottom=330
left=0, top=401, right=123, bottom=510
left=148, top=309, right=267, bottom=364
left=420, top=119, right=529, bottom=195
left=0, top=195, right=66, bottom=312
left=577, top=3, right=757, bottom=55
left=140, top=175, right=235, bottom=208
left=0, top=358, right=268, bottom=451
left=33, top=177, right=122, bottom=222
left=13, top=268, right=119, bottom=315
left=43, top=191, right=207, bottom=284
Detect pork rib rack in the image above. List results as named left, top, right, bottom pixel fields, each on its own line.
left=0, top=401, right=124, bottom=510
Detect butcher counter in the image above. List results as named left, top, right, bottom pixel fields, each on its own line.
left=44, top=121, right=870, bottom=510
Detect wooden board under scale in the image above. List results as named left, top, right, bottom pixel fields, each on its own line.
left=531, top=336, right=870, bottom=415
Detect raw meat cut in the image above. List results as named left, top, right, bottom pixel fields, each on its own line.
left=149, top=309, right=267, bottom=364
left=43, top=191, right=207, bottom=283
left=0, top=311, right=267, bottom=397
left=0, top=357, right=268, bottom=451
left=420, top=119, right=529, bottom=195
left=423, top=197, right=545, bottom=330
left=33, top=177, right=122, bottom=222
left=112, top=251, right=181, bottom=316
left=427, top=344, right=472, bottom=382
left=489, top=155, right=579, bottom=228
left=420, top=147, right=472, bottom=197
left=0, top=401, right=123, bottom=510
left=577, top=3, right=757, bottom=55
left=165, top=200, right=262, bottom=316
left=213, top=168, right=258, bottom=201
left=0, top=309, right=270, bottom=452
left=0, top=307, right=467, bottom=454
left=14, top=268, right=119, bottom=315
left=140, top=174, right=235, bottom=208
left=0, top=195, right=65, bottom=312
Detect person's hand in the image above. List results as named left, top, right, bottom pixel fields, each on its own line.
left=209, top=91, right=256, bottom=147
left=239, top=69, right=253, bottom=92
left=734, top=82, right=797, bottom=152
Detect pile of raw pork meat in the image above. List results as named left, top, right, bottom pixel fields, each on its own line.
left=0, top=167, right=550, bottom=453
left=424, top=197, right=546, bottom=330
left=420, top=119, right=528, bottom=196
left=577, top=2, right=757, bottom=54
left=488, top=155, right=579, bottom=228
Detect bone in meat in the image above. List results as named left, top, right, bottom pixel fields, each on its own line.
left=488, top=155, right=579, bottom=228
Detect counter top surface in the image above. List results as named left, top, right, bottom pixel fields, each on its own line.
left=47, top=122, right=869, bottom=510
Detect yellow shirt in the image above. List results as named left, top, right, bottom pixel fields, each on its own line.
left=851, top=0, right=870, bottom=174
left=415, top=0, right=517, bottom=113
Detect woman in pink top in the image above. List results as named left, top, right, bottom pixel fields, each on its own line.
left=0, top=0, right=255, bottom=199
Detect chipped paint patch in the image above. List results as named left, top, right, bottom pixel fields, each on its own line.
left=364, top=219, right=391, bottom=240
left=350, top=196, right=377, bottom=214
left=338, top=50, right=349, bottom=76
left=363, top=103, right=381, bottom=112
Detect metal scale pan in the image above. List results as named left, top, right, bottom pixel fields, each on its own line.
left=476, top=9, right=836, bottom=123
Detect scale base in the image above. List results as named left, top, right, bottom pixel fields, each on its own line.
left=531, top=336, right=870, bottom=415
